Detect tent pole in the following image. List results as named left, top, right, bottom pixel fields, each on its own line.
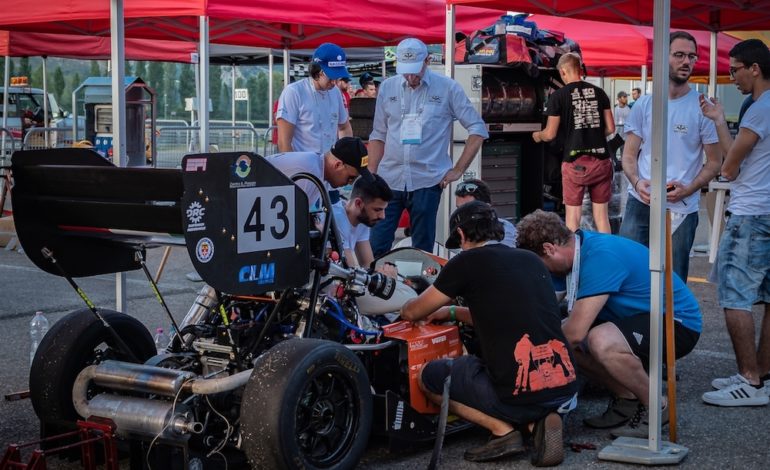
left=42, top=57, right=49, bottom=146
left=283, top=48, right=289, bottom=88
left=110, top=0, right=127, bottom=312
left=268, top=52, right=274, bottom=128
left=708, top=32, right=717, bottom=99
left=641, top=65, right=648, bottom=94
left=231, top=63, right=236, bottom=149
left=199, top=16, right=209, bottom=153
left=2, top=56, right=9, bottom=153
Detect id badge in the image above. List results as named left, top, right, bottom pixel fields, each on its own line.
left=401, top=113, right=423, bottom=145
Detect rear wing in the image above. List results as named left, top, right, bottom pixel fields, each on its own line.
left=11, top=149, right=310, bottom=295
left=12, top=148, right=183, bottom=278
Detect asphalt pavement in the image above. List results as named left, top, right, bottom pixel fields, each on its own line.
left=1, top=223, right=769, bottom=469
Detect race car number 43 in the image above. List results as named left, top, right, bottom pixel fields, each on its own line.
left=237, top=186, right=295, bottom=253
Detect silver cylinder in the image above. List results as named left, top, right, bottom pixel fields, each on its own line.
left=89, top=360, right=196, bottom=397
left=180, top=284, right=218, bottom=332
left=85, top=394, right=201, bottom=438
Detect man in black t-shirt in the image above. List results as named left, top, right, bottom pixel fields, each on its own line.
left=533, top=52, right=615, bottom=234
left=401, top=201, right=578, bottom=465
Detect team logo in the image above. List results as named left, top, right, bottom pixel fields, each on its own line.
left=673, top=124, right=688, bottom=134
left=234, top=155, right=251, bottom=179
left=195, top=238, right=214, bottom=263
left=429, top=95, right=442, bottom=103
left=186, top=201, right=206, bottom=232
left=239, top=263, right=276, bottom=285
left=401, top=51, right=415, bottom=60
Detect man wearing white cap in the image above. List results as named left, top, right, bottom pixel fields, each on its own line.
left=276, top=42, right=353, bottom=155
left=368, top=38, right=488, bottom=256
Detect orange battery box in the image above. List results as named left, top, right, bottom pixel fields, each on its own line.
left=382, top=321, right=463, bottom=414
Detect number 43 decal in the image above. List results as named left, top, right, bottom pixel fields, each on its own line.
left=237, top=186, right=296, bottom=253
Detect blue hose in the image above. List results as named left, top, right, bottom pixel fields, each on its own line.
left=324, top=298, right=381, bottom=336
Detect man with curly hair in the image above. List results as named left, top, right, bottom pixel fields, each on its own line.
left=516, top=210, right=701, bottom=437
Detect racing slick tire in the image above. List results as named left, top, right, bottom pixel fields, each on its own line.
left=29, top=308, right=156, bottom=437
left=241, top=338, right=373, bottom=470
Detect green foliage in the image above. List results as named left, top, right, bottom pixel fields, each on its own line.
left=19, top=58, right=32, bottom=78
left=89, top=61, right=102, bottom=77
left=30, top=64, right=44, bottom=89
left=52, top=67, right=66, bottom=98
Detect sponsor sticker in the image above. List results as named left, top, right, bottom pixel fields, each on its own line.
left=185, top=158, right=207, bottom=172
left=195, top=237, right=214, bottom=263
left=186, top=201, right=206, bottom=232
left=234, top=155, right=251, bottom=179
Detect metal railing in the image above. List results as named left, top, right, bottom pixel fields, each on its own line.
left=155, top=125, right=263, bottom=169
left=22, top=127, right=75, bottom=150
left=0, top=128, right=16, bottom=169
left=263, top=126, right=279, bottom=157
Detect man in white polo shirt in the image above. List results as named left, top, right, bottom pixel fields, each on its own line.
left=276, top=42, right=353, bottom=155
left=368, top=37, right=488, bottom=256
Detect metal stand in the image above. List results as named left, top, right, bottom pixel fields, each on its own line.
left=599, top=437, right=688, bottom=465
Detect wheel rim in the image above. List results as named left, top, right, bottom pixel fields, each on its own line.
left=295, top=365, right=359, bottom=467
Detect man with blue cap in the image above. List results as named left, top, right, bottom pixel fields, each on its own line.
left=276, top=42, right=353, bottom=155
left=368, top=38, right=488, bottom=256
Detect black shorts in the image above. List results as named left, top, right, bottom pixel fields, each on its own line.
left=600, top=314, right=700, bottom=366
left=421, top=355, right=571, bottom=426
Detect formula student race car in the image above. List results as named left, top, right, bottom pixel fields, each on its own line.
left=11, top=148, right=470, bottom=469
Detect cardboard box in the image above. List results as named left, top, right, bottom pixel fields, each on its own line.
left=0, top=216, right=16, bottom=248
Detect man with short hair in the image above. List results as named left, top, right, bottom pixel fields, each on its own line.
left=533, top=52, right=615, bottom=234
left=401, top=202, right=577, bottom=465
left=332, top=174, right=393, bottom=268
left=267, top=136, right=373, bottom=208
left=276, top=43, right=353, bottom=154
left=699, top=39, right=770, bottom=407
left=368, top=37, right=488, bottom=256
left=454, top=179, right=517, bottom=247
left=337, top=76, right=352, bottom=111
left=620, top=31, right=722, bottom=282
left=629, top=87, right=642, bottom=107
left=516, top=210, right=701, bottom=437
left=362, top=81, right=378, bottom=98
left=614, top=91, right=631, bottom=129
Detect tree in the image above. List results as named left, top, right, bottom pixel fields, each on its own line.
left=125, top=61, right=134, bottom=77
left=52, top=66, right=66, bottom=100
left=176, top=64, right=196, bottom=119
left=89, top=61, right=102, bottom=77
left=19, top=57, right=32, bottom=79
left=209, top=64, right=224, bottom=119
left=30, top=64, right=44, bottom=89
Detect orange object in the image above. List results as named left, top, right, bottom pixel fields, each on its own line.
left=382, top=321, right=463, bottom=413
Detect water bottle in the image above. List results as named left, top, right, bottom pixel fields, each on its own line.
left=30, top=311, right=50, bottom=366
left=154, top=327, right=170, bottom=354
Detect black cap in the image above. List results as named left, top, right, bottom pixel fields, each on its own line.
left=330, top=137, right=374, bottom=182
left=445, top=201, right=498, bottom=249
left=359, top=72, right=378, bottom=87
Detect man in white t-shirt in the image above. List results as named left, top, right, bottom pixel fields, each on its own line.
left=699, top=39, right=770, bottom=407
left=620, top=31, right=722, bottom=281
left=276, top=43, right=353, bottom=155
left=331, top=174, right=417, bottom=316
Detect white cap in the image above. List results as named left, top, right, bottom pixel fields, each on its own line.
left=396, top=38, right=428, bottom=74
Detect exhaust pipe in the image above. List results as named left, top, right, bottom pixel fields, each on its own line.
left=73, top=360, right=251, bottom=438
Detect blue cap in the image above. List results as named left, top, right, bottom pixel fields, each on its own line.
left=312, top=43, right=350, bottom=80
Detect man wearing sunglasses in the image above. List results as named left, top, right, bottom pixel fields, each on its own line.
left=455, top=179, right=517, bottom=247
left=699, top=39, right=770, bottom=407
left=276, top=43, right=353, bottom=155
left=620, top=31, right=722, bottom=282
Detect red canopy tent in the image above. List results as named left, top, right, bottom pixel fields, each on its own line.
left=529, top=15, right=740, bottom=79
left=0, top=31, right=196, bottom=62
left=0, top=0, right=502, bottom=48
left=447, top=0, right=770, bottom=31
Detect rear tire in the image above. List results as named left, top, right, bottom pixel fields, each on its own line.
left=241, top=338, right=373, bottom=470
left=29, top=308, right=155, bottom=434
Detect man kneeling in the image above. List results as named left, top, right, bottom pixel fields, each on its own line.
left=400, top=202, right=578, bottom=465
left=516, top=210, right=702, bottom=437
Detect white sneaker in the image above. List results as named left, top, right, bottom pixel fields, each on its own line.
left=712, top=374, right=770, bottom=391
left=703, top=375, right=769, bottom=407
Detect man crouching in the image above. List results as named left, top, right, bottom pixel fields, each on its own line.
left=400, top=202, right=578, bottom=466
left=516, top=210, right=702, bottom=437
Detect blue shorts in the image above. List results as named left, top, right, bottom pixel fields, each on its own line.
left=717, top=214, right=770, bottom=310
left=421, top=355, right=573, bottom=426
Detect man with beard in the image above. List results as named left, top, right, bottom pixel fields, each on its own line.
left=620, top=31, right=722, bottom=281
left=332, top=173, right=392, bottom=269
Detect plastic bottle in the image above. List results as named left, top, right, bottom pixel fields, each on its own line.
left=154, top=327, right=170, bottom=354
left=30, top=311, right=50, bottom=366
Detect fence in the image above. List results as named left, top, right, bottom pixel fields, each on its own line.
left=155, top=125, right=264, bottom=169
left=0, top=128, right=16, bottom=168
left=21, top=127, right=76, bottom=150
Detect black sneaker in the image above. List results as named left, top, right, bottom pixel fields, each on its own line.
left=463, top=429, right=526, bottom=462
left=531, top=412, right=564, bottom=467
left=583, top=396, right=639, bottom=429
left=610, top=402, right=669, bottom=439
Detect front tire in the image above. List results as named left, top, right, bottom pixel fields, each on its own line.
left=241, top=338, right=373, bottom=470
